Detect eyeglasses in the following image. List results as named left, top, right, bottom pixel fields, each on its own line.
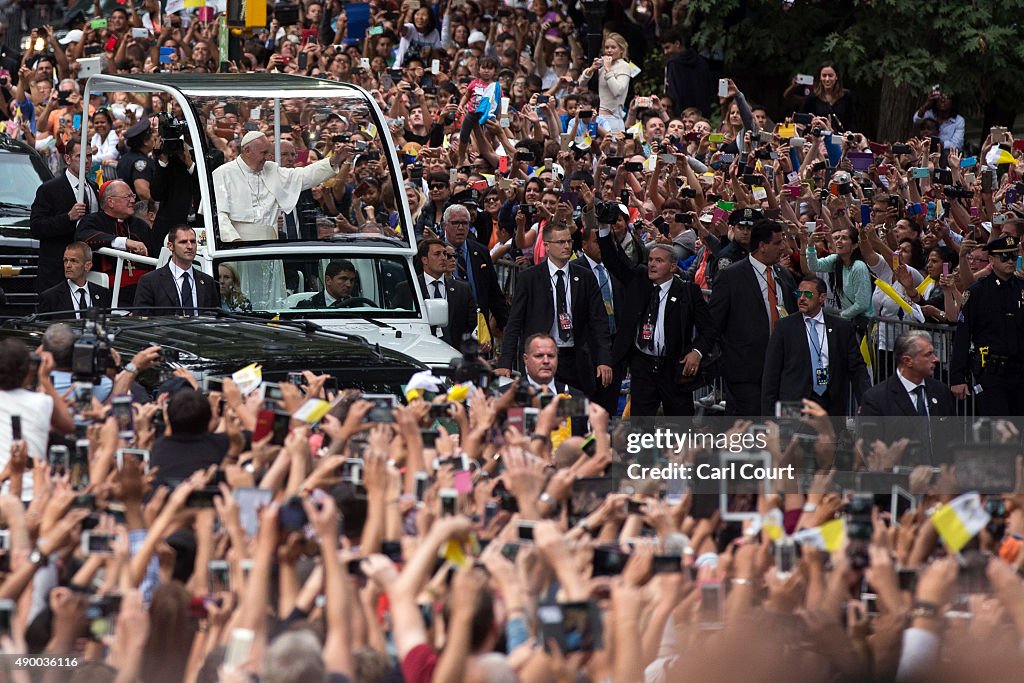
left=795, top=290, right=817, bottom=299
left=545, top=239, right=573, bottom=246
left=448, top=220, right=470, bottom=226
left=108, top=193, right=136, bottom=201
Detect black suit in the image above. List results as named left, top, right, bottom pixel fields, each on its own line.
left=451, top=237, right=509, bottom=331
left=419, top=275, right=476, bottom=348
left=858, top=373, right=957, bottom=465
left=498, top=261, right=612, bottom=397
left=37, top=281, right=112, bottom=318
left=709, top=257, right=797, bottom=416
left=574, top=254, right=626, bottom=414
left=30, top=173, right=100, bottom=293
left=151, top=155, right=200, bottom=255
left=761, top=312, right=870, bottom=417
left=597, top=232, right=715, bottom=416
left=134, top=264, right=221, bottom=316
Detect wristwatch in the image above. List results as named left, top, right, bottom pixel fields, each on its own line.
left=123, top=362, right=138, bottom=374
left=910, top=600, right=941, bottom=620
left=539, top=492, right=562, bottom=516
left=29, top=548, right=48, bottom=568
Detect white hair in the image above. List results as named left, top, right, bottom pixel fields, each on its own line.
left=443, top=204, right=471, bottom=222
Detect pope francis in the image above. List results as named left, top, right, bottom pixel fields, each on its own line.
left=213, top=130, right=342, bottom=242
left=212, top=131, right=343, bottom=308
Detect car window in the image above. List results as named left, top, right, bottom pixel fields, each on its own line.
left=0, top=151, right=49, bottom=208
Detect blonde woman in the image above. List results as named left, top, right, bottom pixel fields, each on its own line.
left=579, top=32, right=632, bottom=133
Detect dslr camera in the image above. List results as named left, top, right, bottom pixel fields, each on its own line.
left=72, top=317, right=116, bottom=384
left=595, top=201, right=622, bottom=224
left=156, top=112, right=188, bottom=154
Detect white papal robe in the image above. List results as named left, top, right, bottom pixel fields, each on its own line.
left=212, top=156, right=338, bottom=308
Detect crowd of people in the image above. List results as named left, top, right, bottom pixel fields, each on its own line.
left=1, top=0, right=1024, bottom=679
left=14, top=0, right=1024, bottom=422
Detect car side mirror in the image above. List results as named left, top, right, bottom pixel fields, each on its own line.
left=424, top=298, right=449, bottom=328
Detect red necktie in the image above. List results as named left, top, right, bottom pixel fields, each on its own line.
left=765, top=267, right=780, bottom=331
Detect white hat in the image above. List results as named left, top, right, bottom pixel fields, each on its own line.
left=468, top=30, right=487, bottom=45
left=59, top=29, right=83, bottom=45
left=240, top=130, right=266, bottom=148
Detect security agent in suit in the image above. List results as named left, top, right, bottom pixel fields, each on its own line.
left=761, top=275, right=870, bottom=417
left=496, top=222, right=613, bottom=398
left=597, top=231, right=715, bottom=416
left=576, top=225, right=626, bottom=415
left=443, top=204, right=509, bottom=335
left=950, top=235, right=1024, bottom=416
left=859, top=330, right=956, bottom=463
left=295, top=260, right=366, bottom=309
left=37, top=242, right=112, bottom=318
left=134, top=225, right=221, bottom=316
left=402, top=238, right=476, bottom=347
left=29, top=139, right=100, bottom=293
left=710, top=218, right=798, bottom=416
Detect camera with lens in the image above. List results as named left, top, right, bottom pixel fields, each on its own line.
left=156, top=112, right=187, bottom=154
left=809, top=126, right=822, bottom=137
left=72, top=319, right=115, bottom=384
left=443, top=336, right=494, bottom=390
left=945, top=185, right=974, bottom=199
left=595, top=201, right=622, bottom=224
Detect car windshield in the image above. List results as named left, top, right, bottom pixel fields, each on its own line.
left=0, top=150, right=49, bottom=209
left=214, top=254, right=421, bottom=316
left=184, top=92, right=412, bottom=249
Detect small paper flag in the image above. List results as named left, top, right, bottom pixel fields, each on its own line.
left=932, top=492, right=990, bottom=553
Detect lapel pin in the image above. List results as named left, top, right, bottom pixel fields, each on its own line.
left=931, top=398, right=937, bottom=404
left=573, top=276, right=579, bottom=282
left=670, top=296, right=677, bottom=302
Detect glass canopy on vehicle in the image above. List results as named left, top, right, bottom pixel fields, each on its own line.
left=79, top=74, right=413, bottom=250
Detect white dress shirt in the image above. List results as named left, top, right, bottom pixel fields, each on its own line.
left=526, top=374, right=558, bottom=395
left=424, top=273, right=446, bottom=300
left=547, top=260, right=574, bottom=348
left=896, top=368, right=929, bottom=416
left=169, top=260, right=199, bottom=311
left=65, top=170, right=98, bottom=214
left=803, top=310, right=830, bottom=369
left=749, top=255, right=785, bottom=328
left=67, top=281, right=91, bottom=319
left=639, top=279, right=672, bottom=357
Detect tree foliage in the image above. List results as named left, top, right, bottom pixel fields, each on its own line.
left=685, top=0, right=1024, bottom=132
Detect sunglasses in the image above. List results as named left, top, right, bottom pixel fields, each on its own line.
left=794, top=290, right=817, bottom=299
left=429, top=183, right=449, bottom=190
left=994, top=252, right=1017, bottom=263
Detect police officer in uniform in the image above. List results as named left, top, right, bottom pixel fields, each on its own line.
left=710, top=207, right=760, bottom=282
left=116, top=120, right=155, bottom=227
left=950, top=235, right=1024, bottom=415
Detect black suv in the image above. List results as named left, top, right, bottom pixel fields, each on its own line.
left=0, top=134, right=53, bottom=317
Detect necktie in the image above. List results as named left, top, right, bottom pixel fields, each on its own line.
left=914, top=385, right=928, bottom=417
left=555, top=270, right=570, bottom=341
left=284, top=210, right=300, bottom=240
left=77, top=287, right=88, bottom=318
left=807, top=318, right=826, bottom=396
left=432, top=280, right=443, bottom=299
left=595, top=263, right=615, bottom=335
left=638, top=283, right=660, bottom=351
left=765, top=267, right=780, bottom=330
left=180, top=272, right=195, bottom=316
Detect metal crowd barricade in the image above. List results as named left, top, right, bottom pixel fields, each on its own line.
left=865, top=315, right=975, bottom=418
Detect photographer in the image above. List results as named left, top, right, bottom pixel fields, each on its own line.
left=150, top=116, right=199, bottom=255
